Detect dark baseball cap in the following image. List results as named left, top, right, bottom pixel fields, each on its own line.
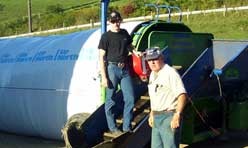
left=109, top=10, right=122, bottom=22
left=144, top=47, right=162, bottom=60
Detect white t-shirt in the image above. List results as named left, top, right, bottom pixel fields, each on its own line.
left=148, top=64, right=186, bottom=111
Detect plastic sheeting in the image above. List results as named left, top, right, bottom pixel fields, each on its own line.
left=212, top=40, right=248, bottom=69
left=0, top=21, right=142, bottom=140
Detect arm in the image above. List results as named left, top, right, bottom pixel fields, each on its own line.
left=175, top=93, right=187, bottom=115
left=171, top=93, right=187, bottom=129
left=148, top=111, right=154, bottom=127
left=128, top=44, right=142, bottom=56
left=99, top=49, right=108, bottom=88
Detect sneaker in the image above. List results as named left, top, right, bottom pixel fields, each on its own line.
left=110, top=129, right=123, bottom=137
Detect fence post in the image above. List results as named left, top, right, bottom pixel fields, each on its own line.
left=187, top=8, right=190, bottom=21
left=90, top=19, right=94, bottom=28
left=151, top=11, right=155, bottom=20
left=223, top=5, right=226, bottom=16
left=27, top=0, right=32, bottom=33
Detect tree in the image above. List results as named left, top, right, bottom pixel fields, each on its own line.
left=122, top=3, right=135, bottom=17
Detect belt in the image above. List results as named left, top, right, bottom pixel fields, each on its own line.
left=152, top=109, right=176, bottom=115
left=108, top=61, right=126, bottom=68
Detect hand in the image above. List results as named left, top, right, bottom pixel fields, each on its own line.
left=101, top=77, right=108, bottom=88
left=148, top=114, right=154, bottom=127
left=170, top=113, right=181, bottom=129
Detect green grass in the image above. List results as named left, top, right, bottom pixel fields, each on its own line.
left=27, top=10, right=248, bottom=40
left=184, top=10, right=248, bottom=40
left=66, top=10, right=248, bottom=40
left=0, top=0, right=93, bottom=22
left=0, top=0, right=247, bottom=40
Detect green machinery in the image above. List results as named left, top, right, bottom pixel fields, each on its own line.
left=62, top=4, right=248, bottom=148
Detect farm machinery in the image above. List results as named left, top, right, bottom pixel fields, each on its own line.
left=62, top=4, right=248, bottom=148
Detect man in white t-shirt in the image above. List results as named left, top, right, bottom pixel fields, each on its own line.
left=145, top=47, right=187, bottom=148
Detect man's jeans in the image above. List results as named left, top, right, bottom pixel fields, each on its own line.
left=151, top=112, right=181, bottom=148
left=105, top=63, right=135, bottom=132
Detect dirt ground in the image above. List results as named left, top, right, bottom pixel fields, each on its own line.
left=0, top=130, right=247, bottom=148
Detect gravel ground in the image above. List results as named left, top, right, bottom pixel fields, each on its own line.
left=0, top=130, right=247, bottom=148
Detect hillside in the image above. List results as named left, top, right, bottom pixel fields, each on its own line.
left=0, top=0, right=92, bottom=22
left=0, top=0, right=247, bottom=39
left=184, top=10, right=248, bottom=39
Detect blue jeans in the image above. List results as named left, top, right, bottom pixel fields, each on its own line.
left=105, top=63, right=135, bottom=132
left=151, top=112, right=181, bottom=148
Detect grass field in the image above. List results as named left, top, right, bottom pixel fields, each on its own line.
left=0, top=1, right=247, bottom=39
left=40, top=10, right=248, bottom=40
left=184, top=10, right=248, bottom=39
left=0, top=0, right=92, bottom=22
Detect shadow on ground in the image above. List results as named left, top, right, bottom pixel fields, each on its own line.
left=0, top=131, right=65, bottom=148
left=182, top=131, right=248, bottom=148
left=0, top=130, right=248, bottom=148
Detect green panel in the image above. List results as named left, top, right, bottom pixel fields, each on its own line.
left=132, top=26, right=147, bottom=48
left=132, top=21, right=192, bottom=52
left=228, top=101, right=248, bottom=130
left=181, top=105, right=194, bottom=144
left=132, top=22, right=156, bottom=51
left=181, top=97, right=221, bottom=144
left=101, top=86, right=106, bottom=103
left=148, top=31, right=213, bottom=69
